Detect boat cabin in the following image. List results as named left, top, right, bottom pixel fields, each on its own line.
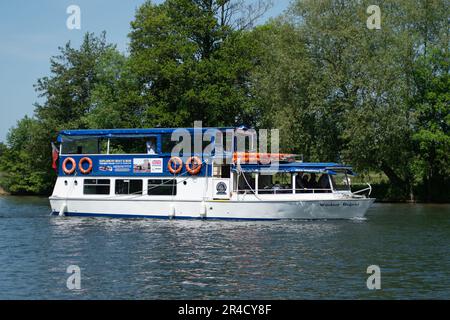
left=55, top=128, right=355, bottom=200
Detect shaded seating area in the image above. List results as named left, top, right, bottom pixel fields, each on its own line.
left=234, top=162, right=354, bottom=195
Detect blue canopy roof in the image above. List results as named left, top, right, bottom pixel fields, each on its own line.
left=57, top=127, right=234, bottom=142
left=232, top=162, right=355, bottom=175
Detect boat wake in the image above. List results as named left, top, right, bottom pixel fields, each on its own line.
left=350, top=216, right=368, bottom=222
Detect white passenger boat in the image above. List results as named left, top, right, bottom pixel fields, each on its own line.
left=49, top=127, right=375, bottom=220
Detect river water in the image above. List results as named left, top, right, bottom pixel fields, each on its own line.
left=0, top=196, right=449, bottom=299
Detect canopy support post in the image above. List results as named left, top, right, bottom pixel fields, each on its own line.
left=292, top=173, right=297, bottom=194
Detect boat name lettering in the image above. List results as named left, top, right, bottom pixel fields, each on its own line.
left=343, top=202, right=360, bottom=207
left=319, top=202, right=340, bottom=207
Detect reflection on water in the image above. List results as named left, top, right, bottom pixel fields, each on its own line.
left=0, top=196, right=449, bottom=299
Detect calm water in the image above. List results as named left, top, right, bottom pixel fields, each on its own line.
left=0, top=196, right=449, bottom=300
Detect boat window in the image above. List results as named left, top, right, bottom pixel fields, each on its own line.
left=115, top=179, right=143, bottom=195
left=109, top=137, right=157, bottom=154
left=161, top=133, right=213, bottom=155
left=83, top=179, right=111, bottom=195
left=330, top=173, right=351, bottom=191
left=295, top=173, right=332, bottom=193
left=147, top=179, right=177, bottom=196
left=161, top=134, right=180, bottom=154
left=62, top=138, right=100, bottom=154
left=258, top=173, right=292, bottom=194
left=213, top=165, right=231, bottom=178
left=237, top=173, right=256, bottom=193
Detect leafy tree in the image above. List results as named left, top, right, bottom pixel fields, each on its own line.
left=0, top=142, right=6, bottom=158
left=250, top=21, right=325, bottom=158
left=252, top=0, right=448, bottom=200
left=411, top=48, right=450, bottom=201
left=34, top=32, right=119, bottom=130
left=0, top=117, right=54, bottom=194
left=127, top=0, right=263, bottom=127
left=83, top=48, right=137, bottom=129
left=0, top=33, right=122, bottom=194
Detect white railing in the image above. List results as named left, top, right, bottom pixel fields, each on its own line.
left=237, top=188, right=333, bottom=195
left=352, top=183, right=372, bottom=197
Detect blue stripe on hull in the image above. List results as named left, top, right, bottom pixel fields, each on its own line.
left=50, top=211, right=279, bottom=221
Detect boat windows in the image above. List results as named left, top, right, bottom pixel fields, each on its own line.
left=161, top=134, right=180, bottom=154
left=115, top=179, right=143, bottom=195
left=213, top=165, right=231, bottom=178
left=83, top=179, right=111, bottom=195
left=258, top=173, right=292, bottom=194
left=237, top=173, right=256, bottom=194
left=61, top=136, right=160, bottom=155
left=62, top=138, right=100, bottom=154
left=295, top=173, right=332, bottom=193
left=330, top=173, right=351, bottom=191
left=147, top=179, right=177, bottom=196
left=161, top=133, right=213, bottom=155
left=236, top=172, right=334, bottom=195
left=108, top=137, right=157, bottom=154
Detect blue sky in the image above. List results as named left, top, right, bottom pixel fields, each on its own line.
left=0, top=0, right=291, bottom=142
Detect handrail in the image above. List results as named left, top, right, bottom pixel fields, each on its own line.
left=236, top=188, right=333, bottom=194
left=352, top=183, right=372, bottom=197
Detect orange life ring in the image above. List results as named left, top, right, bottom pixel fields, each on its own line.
left=185, top=156, right=202, bottom=175
left=78, top=157, right=93, bottom=174
left=62, top=157, right=76, bottom=175
left=168, top=157, right=183, bottom=174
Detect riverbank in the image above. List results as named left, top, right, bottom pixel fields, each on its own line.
left=352, top=183, right=450, bottom=203
left=0, top=186, right=9, bottom=196
left=0, top=172, right=8, bottom=195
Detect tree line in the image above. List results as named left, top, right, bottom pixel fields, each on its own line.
left=0, top=0, right=448, bottom=201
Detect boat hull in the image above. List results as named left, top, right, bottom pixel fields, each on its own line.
left=49, top=198, right=375, bottom=220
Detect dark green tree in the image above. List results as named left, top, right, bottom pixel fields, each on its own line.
left=252, top=0, right=449, bottom=200
left=34, top=32, right=120, bottom=130
left=0, top=33, right=123, bottom=194
left=127, top=0, right=262, bottom=128
left=411, top=48, right=450, bottom=201
left=0, top=117, right=54, bottom=194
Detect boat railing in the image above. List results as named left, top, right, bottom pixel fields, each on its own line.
left=237, top=188, right=333, bottom=195
left=352, top=183, right=372, bottom=197
left=294, top=188, right=333, bottom=194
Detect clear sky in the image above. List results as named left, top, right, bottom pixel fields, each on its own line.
left=0, top=0, right=291, bottom=142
